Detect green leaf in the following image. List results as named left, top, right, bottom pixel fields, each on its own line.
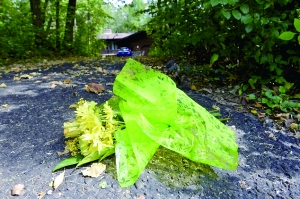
left=253, top=13, right=260, bottom=23
left=279, top=32, right=296, bottom=40
left=262, top=98, right=268, bottom=103
left=279, top=86, right=287, bottom=94
left=255, top=0, right=263, bottom=4
left=270, top=63, right=277, bottom=71
left=245, top=23, right=253, bottom=33
left=265, top=90, right=273, bottom=98
left=210, top=54, right=219, bottom=64
left=241, top=14, right=253, bottom=24
left=265, top=109, right=272, bottom=114
left=227, top=0, right=236, bottom=5
left=222, top=10, right=231, bottom=19
left=240, top=4, right=249, bottom=14
left=275, top=67, right=283, bottom=75
left=248, top=94, right=256, bottom=100
left=260, top=55, right=268, bottom=64
left=261, top=17, right=269, bottom=25
left=52, top=154, right=84, bottom=172
left=203, top=1, right=212, bottom=8
left=77, top=151, right=101, bottom=167
left=219, top=0, right=228, bottom=5
left=267, top=53, right=274, bottom=63
left=232, top=10, right=241, bottom=20
left=211, top=0, right=220, bottom=7
left=99, top=147, right=115, bottom=161
left=264, top=2, right=271, bottom=9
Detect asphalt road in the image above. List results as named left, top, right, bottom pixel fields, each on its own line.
left=0, top=60, right=299, bottom=199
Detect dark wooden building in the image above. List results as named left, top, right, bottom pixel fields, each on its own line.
left=116, top=31, right=152, bottom=56
left=97, top=29, right=152, bottom=56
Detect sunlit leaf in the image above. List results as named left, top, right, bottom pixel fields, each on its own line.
left=0, top=83, right=6, bottom=88
left=294, top=18, right=300, bottom=32
left=53, top=170, right=65, bottom=190
left=279, top=32, right=296, bottom=40
left=210, top=53, right=219, bottom=64
left=52, top=154, right=84, bottom=172
left=81, top=163, right=106, bottom=178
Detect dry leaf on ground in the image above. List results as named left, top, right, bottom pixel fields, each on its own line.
left=81, top=163, right=106, bottom=178
left=20, top=74, right=33, bottom=79
left=38, top=191, right=46, bottom=199
left=57, top=147, right=70, bottom=156
left=110, top=70, right=120, bottom=75
left=190, top=84, right=197, bottom=91
left=12, top=184, right=24, bottom=196
left=0, top=83, right=6, bottom=88
left=63, top=79, right=72, bottom=84
left=85, top=83, right=104, bottom=94
left=294, top=132, right=300, bottom=139
left=14, top=76, right=21, bottom=81
left=51, top=81, right=63, bottom=85
left=53, top=170, right=65, bottom=190
left=2, top=104, right=8, bottom=108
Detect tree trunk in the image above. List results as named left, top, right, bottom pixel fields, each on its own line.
left=55, top=0, right=60, bottom=52
left=64, top=0, right=77, bottom=51
left=29, top=0, right=43, bottom=47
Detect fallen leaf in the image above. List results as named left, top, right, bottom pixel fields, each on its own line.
left=57, top=147, right=69, bottom=156
left=275, top=113, right=290, bottom=119
left=257, top=111, right=266, bottom=118
left=0, top=83, right=6, bottom=88
left=63, top=79, right=72, bottom=84
left=99, top=181, right=107, bottom=188
left=81, top=163, right=106, bottom=178
left=2, top=104, right=8, bottom=108
left=294, top=132, right=300, bottom=139
left=110, top=70, right=120, bottom=76
left=53, top=170, right=65, bottom=190
left=12, top=184, right=24, bottom=196
left=239, top=180, right=247, bottom=189
left=254, top=102, right=263, bottom=108
left=69, top=104, right=78, bottom=109
left=51, top=81, right=63, bottom=85
left=135, top=195, right=146, bottom=199
left=201, top=88, right=212, bottom=93
left=212, top=105, right=220, bottom=111
left=290, top=123, right=298, bottom=131
left=97, top=67, right=103, bottom=72
left=14, top=76, right=21, bottom=81
left=38, top=191, right=46, bottom=199
left=30, top=72, right=41, bottom=77
left=250, top=109, right=257, bottom=114
left=85, top=83, right=104, bottom=94
left=20, top=74, right=33, bottom=79
left=190, top=84, right=197, bottom=91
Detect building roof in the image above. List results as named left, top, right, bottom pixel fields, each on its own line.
left=97, top=29, right=133, bottom=40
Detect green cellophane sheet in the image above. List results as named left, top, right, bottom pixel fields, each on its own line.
left=113, top=58, right=238, bottom=187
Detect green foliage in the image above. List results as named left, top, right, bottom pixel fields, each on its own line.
left=145, top=0, right=300, bottom=113
left=258, top=84, right=300, bottom=113
left=279, top=18, right=300, bottom=44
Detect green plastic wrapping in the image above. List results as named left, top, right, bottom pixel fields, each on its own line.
left=113, top=58, right=238, bottom=187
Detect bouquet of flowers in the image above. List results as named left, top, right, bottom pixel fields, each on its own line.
left=53, top=58, right=238, bottom=188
